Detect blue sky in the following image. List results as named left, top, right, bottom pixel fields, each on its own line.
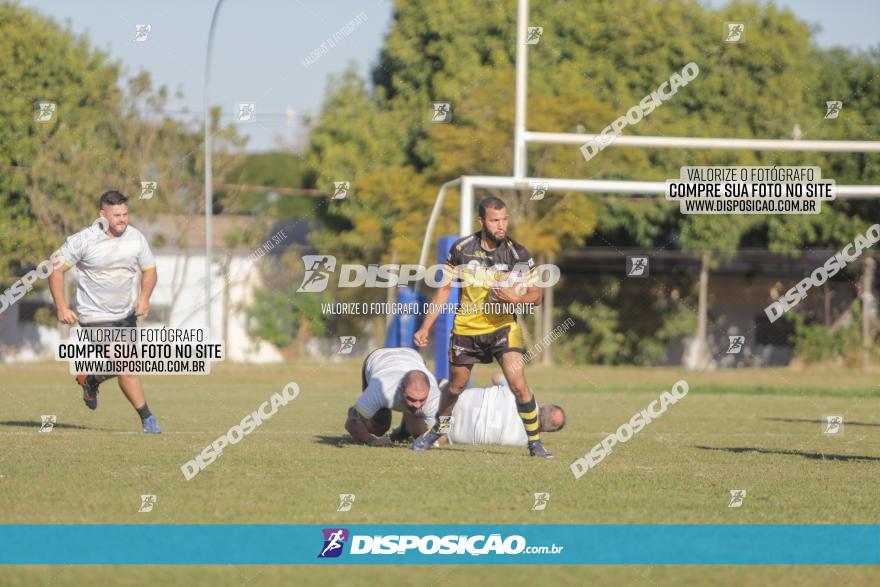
left=18, top=0, right=879, bottom=153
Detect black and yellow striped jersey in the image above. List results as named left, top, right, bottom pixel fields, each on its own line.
left=444, top=231, right=535, bottom=336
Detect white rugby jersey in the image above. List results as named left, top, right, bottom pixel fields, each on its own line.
left=57, top=224, right=155, bottom=324
left=448, top=384, right=527, bottom=446
left=355, top=347, right=440, bottom=426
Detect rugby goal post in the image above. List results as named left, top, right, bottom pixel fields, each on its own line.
left=417, top=0, right=880, bottom=372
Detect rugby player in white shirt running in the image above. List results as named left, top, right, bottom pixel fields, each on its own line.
left=47, top=191, right=161, bottom=433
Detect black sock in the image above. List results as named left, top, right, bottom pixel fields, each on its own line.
left=85, top=375, right=99, bottom=387
left=136, top=404, right=152, bottom=421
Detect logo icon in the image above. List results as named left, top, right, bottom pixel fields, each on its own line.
left=237, top=102, right=256, bottom=122
left=530, top=181, right=549, bottom=201
left=318, top=528, right=349, bottom=558
left=725, top=23, right=744, bottom=42
left=297, top=255, right=337, bottom=292
left=138, top=494, right=157, bottom=513
left=436, top=415, right=453, bottom=434
left=35, top=101, right=57, bottom=123
left=140, top=181, right=157, bottom=200
left=134, top=24, right=151, bottom=42
left=626, top=256, right=649, bottom=278
left=726, top=336, right=745, bottom=354
left=531, top=492, right=550, bottom=511
left=337, top=494, right=356, bottom=512
left=728, top=489, right=746, bottom=508
left=431, top=101, right=452, bottom=123
left=332, top=181, right=350, bottom=200
left=338, top=336, right=356, bottom=354
left=526, top=27, right=544, bottom=44
left=823, top=415, right=843, bottom=435
left=824, top=101, right=843, bottom=120
left=39, top=415, right=56, bottom=432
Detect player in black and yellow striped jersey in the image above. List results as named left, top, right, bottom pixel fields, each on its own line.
left=412, top=196, right=553, bottom=457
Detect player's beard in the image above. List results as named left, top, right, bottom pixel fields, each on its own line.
left=482, top=227, right=504, bottom=246
left=109, top=224, right=127, bottom=237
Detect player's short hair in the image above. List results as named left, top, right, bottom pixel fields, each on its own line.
left=401, top=370, right=429, bottom=392
left=478, top=196, right=507, bottom=219
left=99, top=190, right=128, bottom=208
left=539, top=404, right=566, bottom=432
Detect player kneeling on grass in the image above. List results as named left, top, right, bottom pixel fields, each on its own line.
left=345, top=347, right=442, bottom=447
left=47, top=190, right=161, bottom=434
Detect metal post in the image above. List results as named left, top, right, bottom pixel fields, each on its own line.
left=513, top=0, right=528, bottom=178
left=696, top=253, right=710, bottom=370
left=523, top=130, right=880, bottom=152
left=862, top=256, right=875, bottom=370
left=460, top=177, right=474, bottom=236
left=417, top=178, right=461, bottom=273
left=541, top=271, right=553, bottom=366
left=204, top=0, right=225, bottom=335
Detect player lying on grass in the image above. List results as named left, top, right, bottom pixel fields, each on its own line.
left=344, top=347, right=443, bottom=447
left=47, top=190, right=161, bottom=433
left=395, top=374, right=565, bottom=447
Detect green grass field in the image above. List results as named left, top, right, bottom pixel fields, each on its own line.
left=1, top=360, right=878, bottom=585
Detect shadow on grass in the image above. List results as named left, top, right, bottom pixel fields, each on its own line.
left=694, top=445, right=880, bottom=462
left=312, top=434, right=520, bottom=455
left=764, top=417, right=880, bottom=428
left=313, top=434, right=360, bottom=448
left=312, top=435, right=416, bottom=449
left=0, top=420, right=109, bottom=431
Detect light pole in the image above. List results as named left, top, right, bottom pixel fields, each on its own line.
left=203, top=0, right=226, bottom=335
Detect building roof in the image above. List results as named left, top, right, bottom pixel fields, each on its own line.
left=132, top=214, right=312, bottom=254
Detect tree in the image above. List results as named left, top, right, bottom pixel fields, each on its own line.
left=0, top=4, right=123, bottom=279
left=0, top=4, right=248, bottom=331
left=303, top=0, right=880, bottom=364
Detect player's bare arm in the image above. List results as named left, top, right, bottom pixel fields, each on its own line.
left=47, top=263, right=78, bottom=324
left=136, top=267, right=157, bottom=319
left=414, top=279, right=452, bottom=347
left=344, top=406, right=393, bottom=447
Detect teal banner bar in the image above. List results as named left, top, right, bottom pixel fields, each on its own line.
left=0, top=525, right=877, bottom=565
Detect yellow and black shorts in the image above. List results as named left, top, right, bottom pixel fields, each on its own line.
left=449, top=323, right=525, bottom=366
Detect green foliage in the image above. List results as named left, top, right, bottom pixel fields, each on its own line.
left=0, top=4, right=245, bottom=274
left=245, top=244, right=332, bottom=352
left=0, top=4, right=122, bottom=279
left=246, top=288, right=297, bottom=348
left=556, top=300, right=634, bottom=365
left=232, top=153, right=309, bottom=187
left=246, top=285, right=329, bottom=349
left=224, top=153, right=315, bottom=218
left=787, top=305, right=866, bottom=367
left=0, top=2, right=246, bottom=327
left=553, top=277, right=695, bottom=365
left=304, top=0, right=880, bottom=268
left=656, top=307, right=699, bottom=344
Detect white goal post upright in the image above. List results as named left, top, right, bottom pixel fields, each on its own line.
left=419, top=0, right=880, bottom=368
left=442, top=0, right=880, bottom=244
